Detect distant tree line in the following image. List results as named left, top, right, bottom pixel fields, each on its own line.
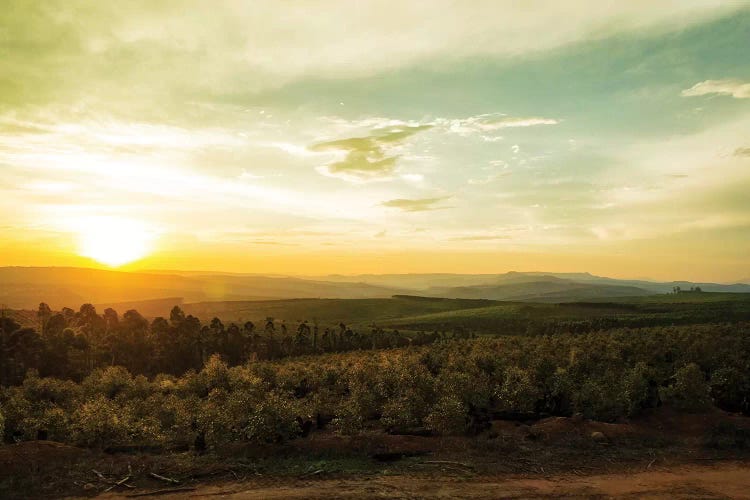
left=0, top=303, right=463, bottom=385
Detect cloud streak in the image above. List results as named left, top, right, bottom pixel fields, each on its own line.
left=381, top=197, right=450, bottom=212
left=436, top=114, right=559, bottom=136
left=681, top=79, right=750, bottom=99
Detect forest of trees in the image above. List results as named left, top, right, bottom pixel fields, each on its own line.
left=1, top=318, right=749, bottom=449
left=0, top=303, right=454, bottom=385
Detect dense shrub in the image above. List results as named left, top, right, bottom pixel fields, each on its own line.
left=660, top=363, right=712, bottom=412
left=623, top=362, right=659, bottom=417
left=425, top=396, right=467, bottom=435
left=573, top=377, right=626, bottom=421
left=83, top=366, right=134, bottom=399
left=72, top=395, right=134, bottom=447
left=496, top=366, right=539, bottom=413
left=243, top=391, right=301, bottom=444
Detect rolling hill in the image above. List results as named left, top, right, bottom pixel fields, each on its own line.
left=3, top=267, right=750, bottom=311
left=381, top=293, right=750, bottom=335
left=0, top=267, right=406, bottom=309
left=424, top=277, right=651, bottom=302
left=180, top=296, right=498, bottom=326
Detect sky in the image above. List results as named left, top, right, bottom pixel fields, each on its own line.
left=1, top=1, right=749, bottom=281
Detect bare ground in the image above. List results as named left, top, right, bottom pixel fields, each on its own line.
left=2, top=407, right=749, bottom=499
left=101, top=463, right=750, bottom=499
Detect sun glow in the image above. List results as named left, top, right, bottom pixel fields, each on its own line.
left=76, top=216, right=155, bottom=267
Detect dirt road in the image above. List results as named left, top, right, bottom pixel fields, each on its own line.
left=108, top=462, right=750, bottom=499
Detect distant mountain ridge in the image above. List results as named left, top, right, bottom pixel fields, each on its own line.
left=1, top=266, right=749, bottom=310
left=0, top=266, right=407, bottom=309
left=321, top=271, right=750, bottom=298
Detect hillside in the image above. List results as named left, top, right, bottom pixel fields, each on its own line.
left=181, top=296, right=498, bottom=326
left=3, top=267, right=750, bottom=311
left=94, top=297, right=185, bottom=318
left=0, top=267, right=406, bottom=309
left=425, top=279, right=651, bottom=302
left=381, top=294, right=750, bottom=334
left=320, top=271, right=750, bottom=296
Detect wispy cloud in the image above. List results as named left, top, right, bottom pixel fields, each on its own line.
left=381, top=197, right=450, bottom=212
left=436, top=114, right=559, bottom=136
left=310, top=125, right=432, bottom=182
left=734, top=147, right=750, bottom=157
left=307, top=113, right=557, bottom=182
left=681, top=79, right=750, bottom=99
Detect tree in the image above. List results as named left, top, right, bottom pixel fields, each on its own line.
left=45, top=314, right=67, bottom=338
left=61, top=307, right=75, bottom=322
left=120, top=310, right=151, bottom=373
left=226, top=323, right=244, bottom=365
left=1, top=327, right=42, bottom=385
left=37, top=303, right=52, bottom=336
left=170, top=306, right=185, bottom=326
left=264, top=318, right=275, bottom=335
left=103, top=308, right=119, bottom=331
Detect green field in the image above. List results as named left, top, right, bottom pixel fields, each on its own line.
left=379, top=293, right=750, bottom=335
left=181, top=295, right=499, bottom=327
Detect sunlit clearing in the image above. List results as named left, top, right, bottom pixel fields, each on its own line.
left=76, top=216, right=154, bottom=267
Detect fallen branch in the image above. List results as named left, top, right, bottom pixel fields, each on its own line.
left=92, top=469, right=109, bottom=482
left=104, top=475, right=134, bottom=493
left=148, top=472, right=180, bottom=484
left=302, top=469, right=325, bottom=477
left=126, top=487, right=196, bottom=498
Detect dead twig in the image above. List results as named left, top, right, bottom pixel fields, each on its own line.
left=92, top=469, right=109, bottom=482
left=148, top=472, right=180, bottom=484
left=126, top=487, right=196, bottom=497
left=104, top=475, right=134, bottom=493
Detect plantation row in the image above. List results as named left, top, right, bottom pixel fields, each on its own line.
left=1, top=323, right=748, bottom=448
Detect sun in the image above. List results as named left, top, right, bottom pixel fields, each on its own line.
left=76, top=216, right=155, bottom=267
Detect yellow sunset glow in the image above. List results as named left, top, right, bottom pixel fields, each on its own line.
left=0, top=2, right=748, bottom=283
left=76, top=217, right=154, bottom=267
